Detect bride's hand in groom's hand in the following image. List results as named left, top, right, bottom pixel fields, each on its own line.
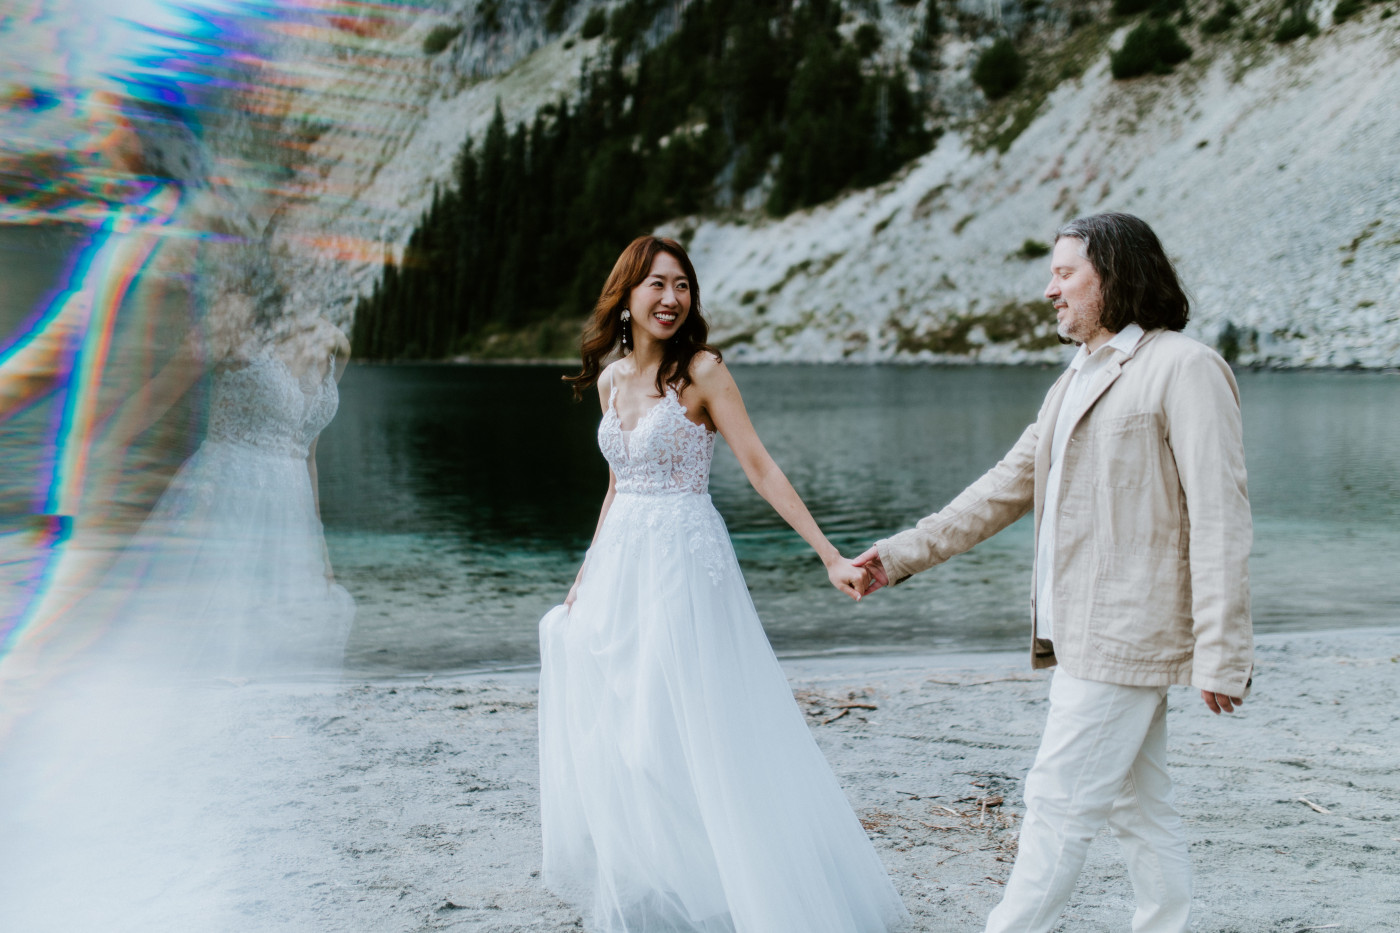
left=852, top=547, right=889, bottom=596
left=824, top=556, right=868, bottom=601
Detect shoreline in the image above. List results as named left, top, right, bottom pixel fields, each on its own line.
left=347, top=356, right=1400, bottom=374
left=337, top=622, right=1400, bottom=685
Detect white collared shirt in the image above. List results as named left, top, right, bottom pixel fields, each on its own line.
left=1034, top=323, right=1146, bottom=642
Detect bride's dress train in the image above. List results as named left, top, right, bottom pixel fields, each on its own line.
left=539, top=385, right=907, bottom=933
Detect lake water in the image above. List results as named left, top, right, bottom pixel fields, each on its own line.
left=4, top=225, right=1398, bottom=676
left=316, top=363, right=1400, bottom=675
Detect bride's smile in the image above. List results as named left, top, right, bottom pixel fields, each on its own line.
left=627, top=250, right=690, bottom=341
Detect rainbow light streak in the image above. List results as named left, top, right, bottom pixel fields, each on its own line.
left=47, top=187, right=183, bottom=518
left=0, top=186, right=182, bottom=656
left=0, top=2, right=228, bottom=661
left=2, top=0, right=435, bottom=664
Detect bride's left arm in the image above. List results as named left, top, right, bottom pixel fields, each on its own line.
left=694, top=357, right=865, bottom=600
left=308, top=327, right=347, bottom=580
left=308, top=323, right=351, bottom=518
left=332, top=328, right=351, bottom=381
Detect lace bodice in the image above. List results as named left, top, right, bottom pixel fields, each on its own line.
left=599, top=384, right=715, bottom=495
left=206, top=353, right=339, bottom=458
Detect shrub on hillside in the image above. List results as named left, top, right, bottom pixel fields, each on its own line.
left=476, top=0, right=502, bottom=34
left=1273, top=0, right=1319, bottom=41
left=854, top=23, right=882, bottom=58
left=971, top=37, right=1026, bottom=100
left=1201, top=0, right=1242, bottom=34
left=1017, top=239, right=1051, bottom=260
left=544, top=0, right=574, bottom=34
left=1273, top=13, right=1318, bottom=41
left=1110, top=21, right=1192, bottom=79
left=1115, top=0, right=1187, bottom=17
left=580, top=7, right=607, bottom=39
left=422, top=24, right=463, bottom=54
left=1333, top=0, right=1368, bottom=22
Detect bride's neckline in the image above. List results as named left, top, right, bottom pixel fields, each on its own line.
left=220, top=347, right=336, bottom=385
left=607, top=384, right=712, bottom=435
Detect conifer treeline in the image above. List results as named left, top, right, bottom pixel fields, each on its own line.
left=353, top=0, right=933, bottom=361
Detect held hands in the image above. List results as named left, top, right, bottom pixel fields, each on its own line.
left=824, top=555, right=869, bottom=601
left=851, top=546, right=889, bottom=596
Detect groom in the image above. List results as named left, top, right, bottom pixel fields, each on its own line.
left=855, top=212, right=1253, bottom=933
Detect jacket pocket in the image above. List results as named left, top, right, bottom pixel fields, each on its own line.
left=1091, top=412, right=1162, bottom=489
left=1088, top=549, right=1194, bottom=665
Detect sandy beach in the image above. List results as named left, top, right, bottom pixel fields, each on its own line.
left=3, top=625, right=1398, bottom=932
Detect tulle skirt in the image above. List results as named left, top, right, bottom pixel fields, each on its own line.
left=0, top=440, right=354, bottom=929
left=101, top=437, right=354, bottom=680
left=538, top=491, right=908, bottom=933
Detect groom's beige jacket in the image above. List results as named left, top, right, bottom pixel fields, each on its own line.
left=876, top=329, right=1253, bottom=697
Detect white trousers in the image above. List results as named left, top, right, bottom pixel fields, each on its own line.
left=984, top=669, right=1192, bottom=933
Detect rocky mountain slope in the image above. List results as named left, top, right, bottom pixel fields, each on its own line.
left=279, top=0, right=1400, bottom=368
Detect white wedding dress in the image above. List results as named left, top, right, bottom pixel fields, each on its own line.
left=0, top=350, right=355, bottom=931
left=102, top=349, right=354, bottom=679
left=538, top=385, right=908, bottom=933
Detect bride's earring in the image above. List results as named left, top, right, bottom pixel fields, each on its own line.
left=620, top=309, right=631, bottom=349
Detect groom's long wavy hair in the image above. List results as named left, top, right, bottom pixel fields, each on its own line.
left=1055, top=212, right=1190, bottom=335
left=565, top=236, right=720, bottom=401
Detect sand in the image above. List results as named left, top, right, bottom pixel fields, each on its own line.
left=2, top=626, right=1398, bottom=932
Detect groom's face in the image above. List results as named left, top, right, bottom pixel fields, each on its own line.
left=1046, top=237, right=1107, bottom=347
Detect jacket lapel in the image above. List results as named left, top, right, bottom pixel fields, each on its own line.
left=1033, top=372, right=1073, bottom=524
left=1064, top=360, right=1123, bottom=437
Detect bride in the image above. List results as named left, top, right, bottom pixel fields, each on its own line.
left=0, top=198, right=354, bottom=689
left=102, top=285, right=355, bottom=680
left=538, top=236, right=908, bottom=933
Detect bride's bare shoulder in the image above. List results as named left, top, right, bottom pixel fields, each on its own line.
left=689, top=352, right=726, bottom=379
left=329, top=323, right=351, bottom=358
left=597, top=359, right=623, bottom=409
left=688, top=352, right=733, bottom=392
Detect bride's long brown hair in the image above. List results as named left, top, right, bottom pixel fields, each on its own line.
left=564, top=236, right=720, bottom=401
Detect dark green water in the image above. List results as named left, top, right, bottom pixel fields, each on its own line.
left=315, top=363, right=1400, bottom=675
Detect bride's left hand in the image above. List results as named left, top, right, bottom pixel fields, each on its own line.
left=825, top=556, right=868, bottom=601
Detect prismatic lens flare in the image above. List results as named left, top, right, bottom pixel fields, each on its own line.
left=1, top=1, right=428, bottom=668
